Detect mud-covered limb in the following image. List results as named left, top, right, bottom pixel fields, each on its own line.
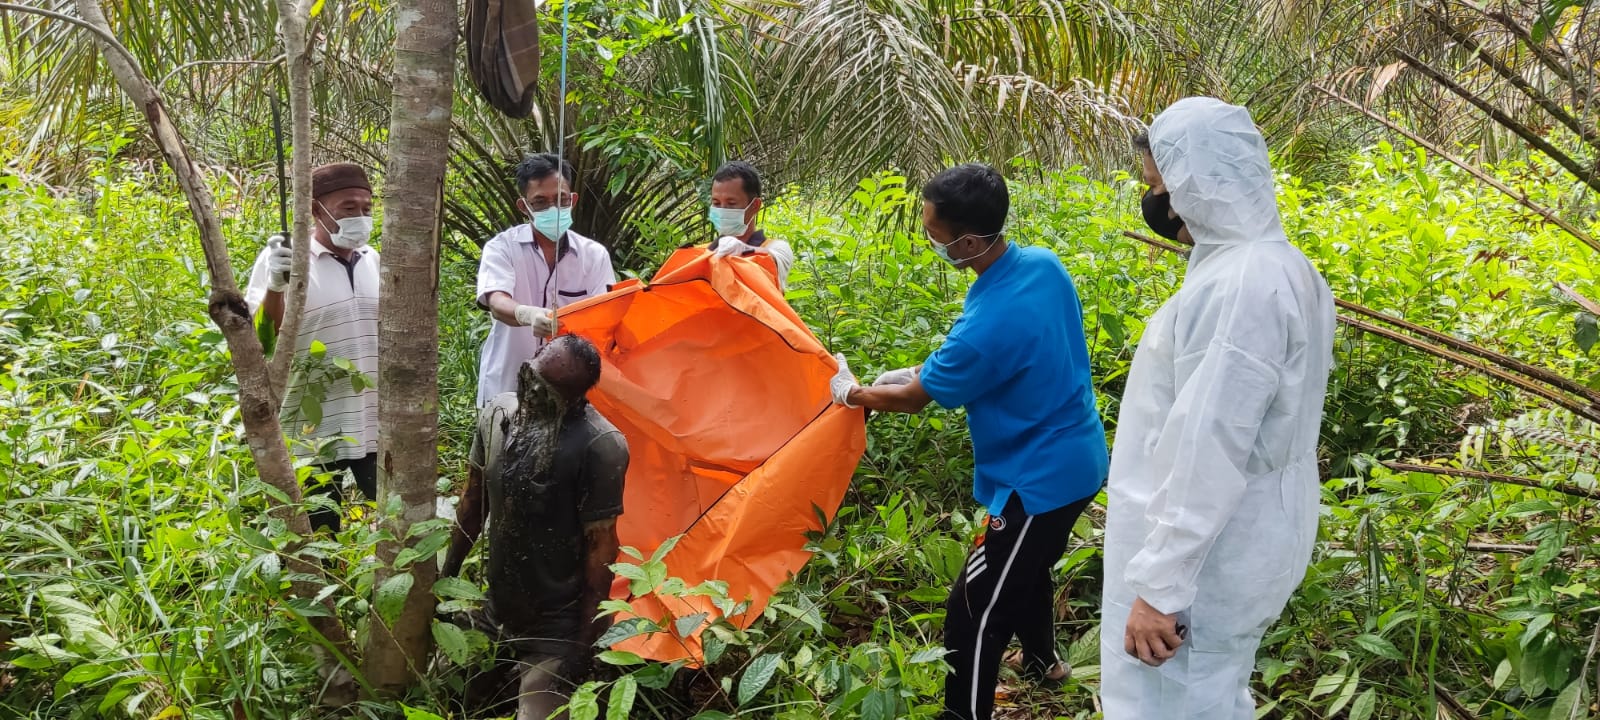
left=442, top=461, right=488, bottom=579
left=64, top=0, right=352, bottom=668
left=580, top=520, right=620, bottom=648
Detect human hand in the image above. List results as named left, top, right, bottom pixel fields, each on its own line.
left=514, top=304, right=558, bottom=338
left=871, top=366, right=918, bottom=387
left=265, top=234, right=291, bottom=292
left=830, top=353, right=859, bottom=407
left=712, top=236, right=750, bottom=257
left=1124, top=596, right=1185, bottom=667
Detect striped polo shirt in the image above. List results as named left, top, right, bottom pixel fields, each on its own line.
left=245, top=238, right=380, bottom=462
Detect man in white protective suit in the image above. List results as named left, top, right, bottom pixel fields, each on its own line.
left=1098, top=96, right=1336, bottom=718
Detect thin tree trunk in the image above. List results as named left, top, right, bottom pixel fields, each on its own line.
left=63, top=0, right=355, bottom=677
left=269, top=0, right=317, bottom=399
left=360, top=0, right=457, bottom=694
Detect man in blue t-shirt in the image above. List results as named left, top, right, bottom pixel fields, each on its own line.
left=830, top=163, right=1109, bottom=720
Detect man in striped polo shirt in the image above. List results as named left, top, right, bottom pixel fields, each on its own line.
left=246, top=162, right=380, bottom=532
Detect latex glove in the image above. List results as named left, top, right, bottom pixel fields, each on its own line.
left=265, top=234, right=292, bottom=292
left=712, top=236, right=750, bottom=257
left=830, top=353, right=859, bottom=408
left=514, top=304, right=558, bottom=338
left=872, top=366, right=918, bottom=387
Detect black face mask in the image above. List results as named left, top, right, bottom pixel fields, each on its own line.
left=1141, top=188, right=1186, bottom=241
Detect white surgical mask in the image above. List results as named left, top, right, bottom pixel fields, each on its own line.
left=317, top=203, right=373, bottom=250
left=708, top=201, right=753, bottom=237
left=928, top=230, right=1001, bottom=266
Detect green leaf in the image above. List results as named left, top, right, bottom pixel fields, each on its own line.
left=595, top=617, right=655, bottom=649
left=861, top=689, right=896, bottom=720
left=1352, top=633, right=1403, bottom=661
left=1520, top=613, right=1555, bottom=648
left=400, top=706, right=446, bottom=720
left=738, top=653, right=781, bottom=706
left=702, top=631, right=728, bottom=665
left=432, top=576, right=485, bottom=601
left=432, top=620, right=471, bottom=666
left=598, top=650, right=645, bottom=666
left=908, top=647, right=948, bottom=664
left=568, top=683, right=600, bottom=720
left=309, top=339, right=327, bottom=359
left=394, top=531, right=451, bottom=568
left=649, top=535, right=682, bottom=564
left=299, top=391, right=322, bottom=426
left=374, top=573, right=415, bottom=627
left=674, top=612, right=708, bottom=638
left=607, top=675, right=638, bottom=720
left=1551, top=678, right=1587, bottom=720
left=61, top=663, right=113, bottom=686
left=1348, top=688, right=1376, bottom=720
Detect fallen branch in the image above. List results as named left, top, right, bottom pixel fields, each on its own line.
left=1123, top=230, right=1600, bottom=423
left=1383, top=462, right=1600, bottom=501
left=1393, top=49, right=1600, bottom=195
left=1312, top=85, right=1600, bottom=254
left=1424, top=6, right=1600, bottom=153
left=1435, top=683, right=1478, bottom=720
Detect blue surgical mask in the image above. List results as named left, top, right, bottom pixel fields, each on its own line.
left=708, top=202, right=752, bottom=236
left=530, top=207, right=574, bottom=241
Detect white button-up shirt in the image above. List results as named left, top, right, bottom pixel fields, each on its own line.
left=244, top=239, right=380, bottom=462
left=475, top=225, right=615, bottom=406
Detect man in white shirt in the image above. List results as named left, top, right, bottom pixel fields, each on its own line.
left=245, top=162, right=379, bottom=532
left=476, top=153, right=617, bottom=407
left=707, top=161, right=795, bottom=290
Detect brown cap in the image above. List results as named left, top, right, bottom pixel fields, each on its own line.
left=311, top=162, right=372, bottom=199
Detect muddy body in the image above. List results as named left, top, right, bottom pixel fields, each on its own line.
left=484, top=363, right=584, bottom=649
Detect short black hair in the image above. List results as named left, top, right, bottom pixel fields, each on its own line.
left=515, top=153, right=576, bottom=194
left=548, top=334, right=602, bottom=398
left=921, top=163, right=1008, bottom=237
left=712, top=161, right=762, bottom=199
left=1133, top=132, right=1151, bottom=152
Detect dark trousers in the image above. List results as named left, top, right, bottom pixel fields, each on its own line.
left=308, top=453, right=377, bottom=532
left=942, top=492, right=1093, bottom=720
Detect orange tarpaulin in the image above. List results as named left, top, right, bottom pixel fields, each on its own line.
left=557, top=248, right=867, bottom=663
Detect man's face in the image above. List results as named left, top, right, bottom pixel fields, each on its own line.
left=711, top=178, right=760, bottom=224
left=531, top=342, right=585, bottom=405
left=1140, top=150, right=1166, bottom=194
left=313, top=187, right=374, bottom=244
left=920, top=201, right=983, bottom=266
left=518, top=174, right=577, bottom=216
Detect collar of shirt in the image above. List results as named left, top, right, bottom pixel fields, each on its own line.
left=515, top=224, right=574, bottom=261
left=746, top=229, right=767, bottom=248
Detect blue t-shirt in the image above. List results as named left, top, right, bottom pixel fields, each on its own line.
left=920, top=243, right=1109, bottom=516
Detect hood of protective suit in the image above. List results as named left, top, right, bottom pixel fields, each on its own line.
left=1147, top=97, right=1286, bottom=251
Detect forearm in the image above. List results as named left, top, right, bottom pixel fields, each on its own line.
left=261, top=290, right=285, bottom=336
left=486, top=291, right=522, bottom=327
left=846, top=382, right=931, bottom=414
left=441, top=467, right=486, bottom=578
left=579, top=522, right=619, bottom=647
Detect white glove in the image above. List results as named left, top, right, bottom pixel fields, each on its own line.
left=830, top=353, right=859, bottom=407
left=514, top=304, right=558, bottom=338
left=265, top=234, right=291, bottom=292
left=872, top=366, right=918, bottom=387
left=712, top=236, right=750, bottom=257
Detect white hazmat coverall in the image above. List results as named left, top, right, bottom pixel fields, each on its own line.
left=1099, top=97, right=1336, bottom=718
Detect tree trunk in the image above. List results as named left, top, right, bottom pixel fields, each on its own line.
left=269, top=0, right=317, bottom=399
left=64, top=0, right=355, bottom=679
left=361, top=0, right=457, bottom=694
